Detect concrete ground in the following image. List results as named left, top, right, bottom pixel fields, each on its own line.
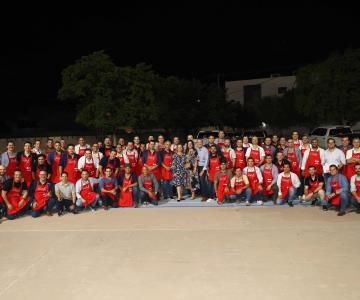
left=0, top=203, right=359, bottom=300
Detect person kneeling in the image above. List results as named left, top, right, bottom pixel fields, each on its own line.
left=98, top=167, right=118, bottom=210
left=276, top=162, right=301, bottom=207
left=214, top=161, right=233, bottom=204
left=29, top=170, right=57, bottom=218
left=138, top=166, right=159, bottom=206
left=243, top=157, right=263, bottom=206
left=75, top=170, right=100, bottom=212
left=118, top=164, right=139, bottom=207
left=303, top=165, right=325, bottom=206
left=228, top=167, right=251, bottom=203
left=350, top=164, right=360, bottom=214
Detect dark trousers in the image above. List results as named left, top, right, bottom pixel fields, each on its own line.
left=101, top=194, right=119, bottom=208
left=208, top=180, right=215, bottom=199
left=57, top=199, right=75, bottom=212
left=31, top=198, right=57, bottom=218
left=139, top=191, right=158, bottom=205
left=162, top=180, right=173, bottom=199
left=5, top=201, right=32, bottom=220
left=197, top=166, right=208, bottom=198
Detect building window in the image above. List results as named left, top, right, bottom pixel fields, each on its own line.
left=278, top=86, right=287, bottom=95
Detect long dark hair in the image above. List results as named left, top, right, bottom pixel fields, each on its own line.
left=186, top=140, right=197, bottom=156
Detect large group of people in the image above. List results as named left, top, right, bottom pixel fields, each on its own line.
left=0, top=130, right=359, bottom=221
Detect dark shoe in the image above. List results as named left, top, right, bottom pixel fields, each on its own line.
left=356, top=208, right=360, bottom=214
left=102, top=205, right=109, bottom=210
left=46, top=211, right=53, bottom=217
left=288, top=202, right=294, bottom=207
left=322, top=205, right=328, bottom=211
left=337, top=211, right=346, bottom=216
left=201, top=197, right=206, bottom=202
left=177, top=199, right=180, bottom=202
left=57, top=210, right=64, bottom=217
left=311, top=200, right=316, bottom=206
left=72, top=209, right=79, bottom=214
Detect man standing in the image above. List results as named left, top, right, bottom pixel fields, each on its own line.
left=161, top=141, right=173, bottom=200
left=47, top=141, right=63, bottom=184
left=323, top=138, right=346, bottom=183
left=98, top=167, right=118, bottom=209
left=32, top=140, right=43, bottom=155
left=325, top=165, right=349, bottom=216
left=299, top=135, right=311, bottom=157
left=214, top=161, right=233, bottom=204
left=29, top=170, right=57, bottom=218
left=2, top=170, right=30, bottom=220
left=207, top=145, right=223, bottom=200
left=262, top=137, right=276, bottom=161
left=303, top=166, right=325, bottom=206
left=283, top=138, right=302, bottom=177
left=16, top=142, right=37, bottom=187
left=138, top=166, right=159, bottom=206
left=274, top=152, right=289, bottom=174
left=215, top=130, right=226, bottom=148
left=1, top=141, right=17, bottom=178
left=276, top=137, right=287, bottom=154
left=205, top=135, right=222, bottom=154
left=75, top=170, right=100, bottom=212
left=228, top=167, right=251, bottom=203
left=345, top=137, right=360, bottom=181
left=123, top=141, right=138, bottom=174
left=0, top=165, right=9, bottom=218
left=243, top=157, right=263, bottom=205
left=98, top=149, right=120, bottom=177
left=260, top=154, right=279, bottom=203
left=245, top=137, right=265, bottom=167
left=276, top=162, right=301, bottom=207
left=142, top=141, right=162, bottom=182
left=75, top=137, right=90, bottom=157
left=338, top=136, right=352, bottom=177
left=59, top=144, right=81, bottom=184
left=44, top=139, right=55, bottom=157
left=350, top=164, right=360, bottom=213
left=91, top=143, right=103, bottom=166
left=171, top=137, right=181, bottom=152
left=221, top=138, right=236, bottom=171
left=100, top=137, right=114, bottom=157
left=78, top=149, right=98, bottom=179
left=118, top=165, right=139, bottom=207
left=301, top=138, right=325, bottom=178
left=60, top=138, right=67, bottom=151
left=32, top=154, right=52, bottom=180
left=292, top=131, right=303, bottom=148
left=156, top=135, right=166, bottom=152
left=234, top=139, right=246, bottom=171
left=195, top=139, right=209, bottom=201
left=55, top=172, right=77, bottom=215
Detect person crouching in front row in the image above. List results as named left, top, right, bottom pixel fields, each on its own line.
left=138, top=166, right=159, bottom=206
left=276, top=162, right=301, bottom=207
left=75, top=170, right=100, bottom=212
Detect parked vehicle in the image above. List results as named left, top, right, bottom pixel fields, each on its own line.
left=310, top=125, right=353, bottom=148
left=242, top=130, right=267, bottom=144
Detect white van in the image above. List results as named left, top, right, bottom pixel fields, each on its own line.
left=310, top=125, right=353, bottom=148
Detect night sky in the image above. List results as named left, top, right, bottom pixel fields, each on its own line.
left=1, top=5, right=359, bottom=106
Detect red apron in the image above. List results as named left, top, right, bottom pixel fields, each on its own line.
left=146, top=152, right=161, bottom=181
left=142, top=176, right=157, bottom=200
left=235, top=148, right=246, bottom=170
left=50, top=152, right=62, bottom=183
left=116, top=155, right=125, bottom=178
left=79, top=180, right=97, bottom=206
left=20, top=154, right=33, bottom=186
left=262, top=166, right=274, bottom=196
left=222, top=150, right=233, bottom=170
left=293, top=140, right=301, bottom=148
left=161, top=152, right=173, bottom=180
left=355, top=177, right=360, bottom=197
left=277, top=146, right=285, bottom=154
left=6, top=182, right=29, bottom=215
left=247, top=168, right=260, bottom=196
left=300, top=146, right=308, bottom=157
left=35, top=164, right=48, bottom=179
left=329, top=177, right=341, bottom=205
left=208, top=155, right=220, bottom=182
left=33, top=181, right=50, bottom=211
left=280, top=175, right=293, bottom=198
left=0, top=179, right=5, bottom=203
left=104, top=148, right=112, bottom=157
left=64, top=156, right=80, bottom=184
left=217, top=140, right=224, bottom=148
left=78, top=147, right=87, bottom=157
left=304, top=149, right=323, bottom=177
left=135, top=153, right=143, bottom=177
left=106, top=158, right=117, bottom=177
left=119, top=175, right=133, bottom=207
left=6, top=153, right=17, bottom=178
left=287, top=151, right=300, bottom=177
left=101, top=177, right=116, bottom=201
left=250, top=148, right=261, bottom=166
left=217, top=172, right=230, bottom=203
left=127, top=151, right=137, bottom=172
left=345, top=150, right=360, bottom=181
left=308, top=177, right=320, bottom=193
left=264, top=146, right=272, bottom=157
left=276, top=161, right=285, bottom=173
left=83, top=158, right=97, bottom=178
left=340, top=147, right=349, bottom=177
left=230, top=176, right=246, bottom=194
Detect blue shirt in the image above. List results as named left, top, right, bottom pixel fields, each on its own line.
left=325, top=174, right=349, bottom=195
left=195, top=146, right=209, bottom=170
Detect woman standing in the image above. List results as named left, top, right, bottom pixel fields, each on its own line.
left=171, top=144, right=187, bottom=202
left=185, top=140, right=199, bottom=199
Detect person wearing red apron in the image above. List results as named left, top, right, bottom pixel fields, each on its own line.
left=301, top=138, right=324, bottom=178
left=91, top=143, right=103, bottom=166
left=47, top=141, right=63, bottom=184
left=99, top=150, right=120, bottom=177
left=299, top=135, right=311, bottom=157
left=115, top=145, right=126, bottom=178
left=171, top=137, right=180, bottom=152
left=245, top=137, right=265, bottom=167
left=338, top=136, right=352, bottom=177
left=222, top=139, right=235, bottom=171
left=2, top=170, right=30, bottom=220
left=75, top=170, right=99, bottom=211
left=125, top=142, right=139, bottom=174
left=32, top=154, right=52, bottom=180
left=207, top=146, right=222, bottom=199
left=325, top=165, right=349, bottom=216
left=0, top=165, right=10, bottom=217
left=161, top=141, right=173, bottom=199
left=243, top=157, right=263, bottom=205
left=16, top=142, right=37, bottom=187
left=216, top=130, right=225, bottom=148
left=44, top=139, right=55, bottom=159
left=303, top=166, right=325, bottom=206
left=119, top=165, right=139, bottom=207
left=276, top=137, right=287, bottom=154
left=143, top=141, right=162, bottom=182
left=100, top=137, right=114, bottom=158
left=263, top=137, right=276, bottom=161
left=59, top=144, right=81, bottom=184
left=234, top=139, right=246, bottom=171
left=276, top=162, right=300, bottom=206
left=79, top=149, right=98, bottom=179
left=29, top=170, right=56, bottom=218
left=156, top=135, right=166, bottom=152
left=350, top=164, right=360, bottom=213
left=205, top=135, right=222, bottom=154
left=284, top=139, right=302, bottom=177
left=214, top=162, right=232, bottom=204
left=260, top=155, right=279, bottom=204
left=2, top=141, right=18, bottom=178
left=99, top=167, right=118, bottom=209
left=135, top=144, right=145, bottom=177
left=75, top=137, right=90, bottom=157
left=228, top=167, right=251, bottom=202
left=345, top=138, right=360, bottom=181
left=292, top=131, right=303, bottom=149
left=138, top=166, right=159, bottom=205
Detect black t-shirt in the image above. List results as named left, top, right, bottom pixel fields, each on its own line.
left=305, top=175, right=325, bottom=187
left=3, top=179, right=28, bottom=192
left=99, top=156, right=120, bottom=169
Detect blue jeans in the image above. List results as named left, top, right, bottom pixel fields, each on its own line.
left=76, top=195, right=99, bottom=208
left=227, top=188, right=252, bottom=202
left=322, top=192, right=349, bottom=212
left=277, top=187, right=297, bottom=205
left=208, top=181, right=216, bottom=199
left=162, top=180, right=173, bottom=199
left=5, top=201, right=32, bottom=220
left=197, top=166, right=208, bottom=198
left=31, top=198, right=57, bottom=218
left=351, top=197, right=360, bottom=209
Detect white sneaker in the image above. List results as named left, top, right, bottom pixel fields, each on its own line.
left=257, top=200, right=264, bottom=206
left=245, top=201, right=250, bottom=206
left=206, top=198, right=214, bottom=203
